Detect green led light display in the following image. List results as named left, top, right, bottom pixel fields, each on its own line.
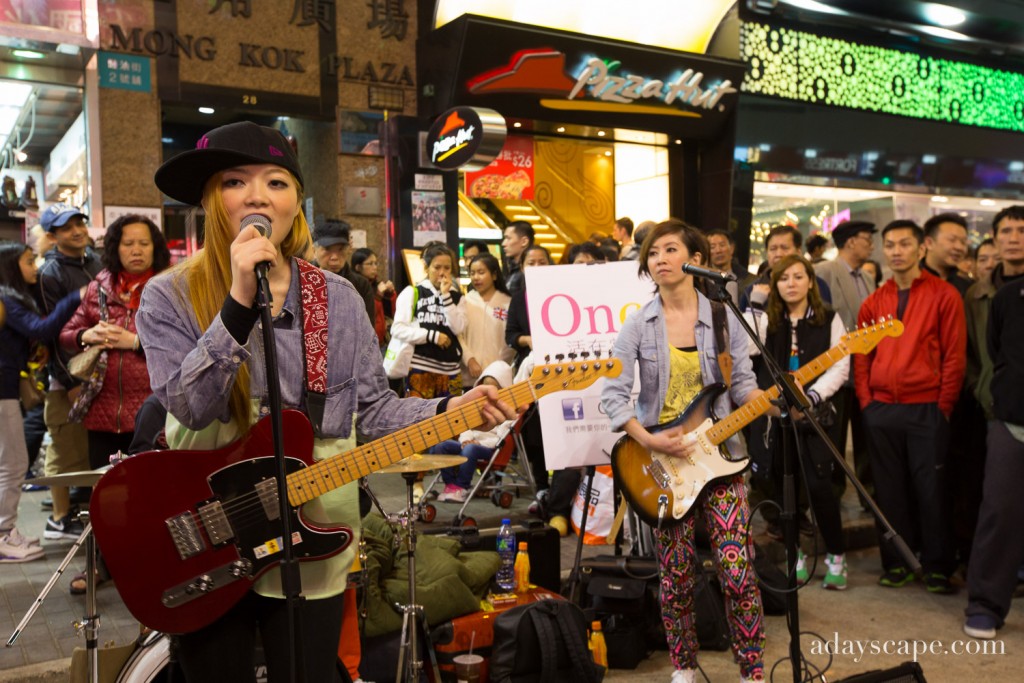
left=740, top=22, right=1024, bottom=133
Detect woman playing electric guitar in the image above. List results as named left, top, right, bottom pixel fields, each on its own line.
left=136, top=121, right=516, bottom=683
left=601, top=219, right=769, bottom=683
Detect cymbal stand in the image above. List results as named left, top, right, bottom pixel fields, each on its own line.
left=7, top=512, right=101, bottom=683
left=394, top=471, right=441, bottom=683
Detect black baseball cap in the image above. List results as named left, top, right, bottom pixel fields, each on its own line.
left=832, top=220, right=876, bottom=247
left=312, top=220, right=351, bottom=248
left=154, top=121, right=303, bottom=206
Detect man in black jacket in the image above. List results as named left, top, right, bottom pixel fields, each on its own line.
left=35, top=203, right=101, bottom=541
left=964, top=265, right=1024, bottom=640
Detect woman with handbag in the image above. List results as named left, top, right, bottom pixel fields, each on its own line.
left=744, top=254, right=850, bottom=590
left=58, top=215, right=171, bottom=592
left=601, top=220, right=767, bottom=683
left=0, top=240, right=84, bottom=562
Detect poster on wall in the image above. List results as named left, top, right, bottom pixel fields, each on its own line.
left=411, top=191, right=446, bottom=246
left=525, top=261, right=654, bottom=469
left=464, top=135, right=535, bottom=200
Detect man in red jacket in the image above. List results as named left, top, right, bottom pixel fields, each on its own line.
left=855, top=219, right=966, bottom=594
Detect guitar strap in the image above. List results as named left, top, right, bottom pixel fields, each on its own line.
left=296, top=258, right=330, bottom=437
left=711, top=301, right=732, bottom=388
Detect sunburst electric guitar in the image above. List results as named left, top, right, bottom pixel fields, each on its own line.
left=90, top=356, right=621, bottom=634
left=612, top=319, right=903, bottom=527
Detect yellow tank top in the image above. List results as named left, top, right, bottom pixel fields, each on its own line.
left=659, top=345, right=703, bottom=423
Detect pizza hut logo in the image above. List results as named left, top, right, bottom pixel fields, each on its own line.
left=432, top=112, right=476, bottom=165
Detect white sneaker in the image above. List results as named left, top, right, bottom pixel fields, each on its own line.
left=0, top=530, right=45, bottom=563
left=671, top=669, right=697, bottom=683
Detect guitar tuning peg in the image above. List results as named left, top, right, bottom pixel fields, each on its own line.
left=555, top=353, right=565, bottom=362
left=567, top=352, right=577, bottom=360
left=580, top=351, right=590, bottom=359
left=544, top=354, right=551, bottom=364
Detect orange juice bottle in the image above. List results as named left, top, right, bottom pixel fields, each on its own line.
left=589, top=621, right=608, bottom=667
left=513, top=541, right=531, bottom=593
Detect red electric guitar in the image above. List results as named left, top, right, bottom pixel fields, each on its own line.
left=90, top=356, right=621, bottom=634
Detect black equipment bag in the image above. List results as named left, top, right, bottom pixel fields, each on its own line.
left=580, top=555, right=661, bottom=668
left=439, top=520, right=561, bottom=593
left=490, top=598, right=604, bottom=683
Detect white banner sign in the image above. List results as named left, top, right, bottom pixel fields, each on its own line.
left=524, top=261, right=655, bottom=469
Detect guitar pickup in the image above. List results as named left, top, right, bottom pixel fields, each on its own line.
left=254, top=478, right=281, bottom=520
left=166, top=513, right=206, bottom=560
left=197, top=501, right=235, bottom=546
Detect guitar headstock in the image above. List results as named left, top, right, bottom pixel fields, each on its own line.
left=841, top=317, right=905, bottom=355
left=528, top=351, right=623, bottom=400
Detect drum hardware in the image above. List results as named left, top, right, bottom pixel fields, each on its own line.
left=368, top=456, right=466, bottom=682
left=7, top=510, right=102, bottom=683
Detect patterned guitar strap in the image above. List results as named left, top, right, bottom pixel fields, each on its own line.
left=296, top=259, right=329, bottom=437
left=711, top=301, right=732, bottom=388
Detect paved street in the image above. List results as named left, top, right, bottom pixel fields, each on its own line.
left=2, top=464, right=1020, bottom=682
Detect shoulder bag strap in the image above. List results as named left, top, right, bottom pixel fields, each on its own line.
left=529, top=605, right=559, bottom=682
left=296, top=258, right=329, bottom=436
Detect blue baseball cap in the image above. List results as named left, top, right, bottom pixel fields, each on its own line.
left=40, top=203, right=88, bottom=233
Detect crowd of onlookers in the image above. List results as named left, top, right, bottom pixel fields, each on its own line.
left=3, top=203, right=1023, bottom=644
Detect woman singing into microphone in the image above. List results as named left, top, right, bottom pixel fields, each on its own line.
left=601, top=219, right=768, bottom=683
left=135, top=121, right=515, bottom=682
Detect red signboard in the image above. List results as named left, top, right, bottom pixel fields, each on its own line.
left=465, top=135, right=535, bottom=200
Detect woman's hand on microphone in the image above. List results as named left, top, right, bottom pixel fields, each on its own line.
left=229, top=224, right=278, bottom=307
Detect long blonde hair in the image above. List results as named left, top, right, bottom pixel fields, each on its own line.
left=174, top=170, right=310, bottom=431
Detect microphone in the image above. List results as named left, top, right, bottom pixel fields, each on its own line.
left=241, top=214, right=273, bottom=281
left=682, top=263, right=736, bottom=283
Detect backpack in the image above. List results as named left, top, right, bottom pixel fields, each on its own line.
left=490, top=599, right=604, bottom=683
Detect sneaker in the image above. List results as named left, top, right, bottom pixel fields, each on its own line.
left=963, top=614, right=998, bottom=640
left=437, top=484, right=468, bottom=503
left=823, top=553, right=848, bottom=590
left=794, top=549, right=809, bottom=584
left=549, top=515, right=569, bottom=537
left=670, top=669, right=697, bottom=683
left=924, top=572, right=957, bottom=595
left=5, top=527, right=40, bottom=547
left=527, top=489, right=548, bottom=517
left=878, top=566, right=915, bottom=588
left=44, top=514, right=85, bottom=541
left=0, top=531, right=45, bottom=563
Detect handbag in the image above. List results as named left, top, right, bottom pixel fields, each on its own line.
left=382, top=287, right=419, bottom=380
left=19, top=372, right=45, bottom=410
left=68, top=345, right=103, bottom=381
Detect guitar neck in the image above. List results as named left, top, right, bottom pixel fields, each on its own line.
left=286, top=382, right=535, bottom=506
left=706, top=343, right=850, bottom=446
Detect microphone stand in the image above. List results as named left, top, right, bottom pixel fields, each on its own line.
left=698, top=275, right=919, bottom=683
left=255, top=267, right=306, bottom=683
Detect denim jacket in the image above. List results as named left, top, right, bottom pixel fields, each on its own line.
left=601, top=292, right=758, bottom=456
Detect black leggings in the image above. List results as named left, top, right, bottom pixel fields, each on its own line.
left=176, top=591, right=345, bottom=683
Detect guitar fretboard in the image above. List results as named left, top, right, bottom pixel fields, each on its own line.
left=286, top=383, right=537, bottom=506
left=706, top=342, right=851, bottom=446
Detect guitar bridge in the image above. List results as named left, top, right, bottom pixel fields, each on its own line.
left=648, top=458, right=671, bottom=490
left=166, top=513, right=206, bottom=560
left=161, top=559, right=253, bottom=608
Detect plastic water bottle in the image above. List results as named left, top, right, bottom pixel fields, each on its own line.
left=514, top=541, right=531, bottom=593
left=496, top=518, right=516, bottom=592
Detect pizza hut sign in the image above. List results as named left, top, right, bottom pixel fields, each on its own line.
left=426, top=107, right=507, bottom=171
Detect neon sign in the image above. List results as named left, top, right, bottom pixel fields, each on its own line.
left=569, top=57, right=737, bottom=111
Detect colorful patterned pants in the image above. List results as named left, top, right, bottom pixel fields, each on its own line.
left=655, top=474, right=765, bottom=680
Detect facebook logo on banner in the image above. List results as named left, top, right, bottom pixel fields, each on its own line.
left=562, top=398, right=584, bottom=421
